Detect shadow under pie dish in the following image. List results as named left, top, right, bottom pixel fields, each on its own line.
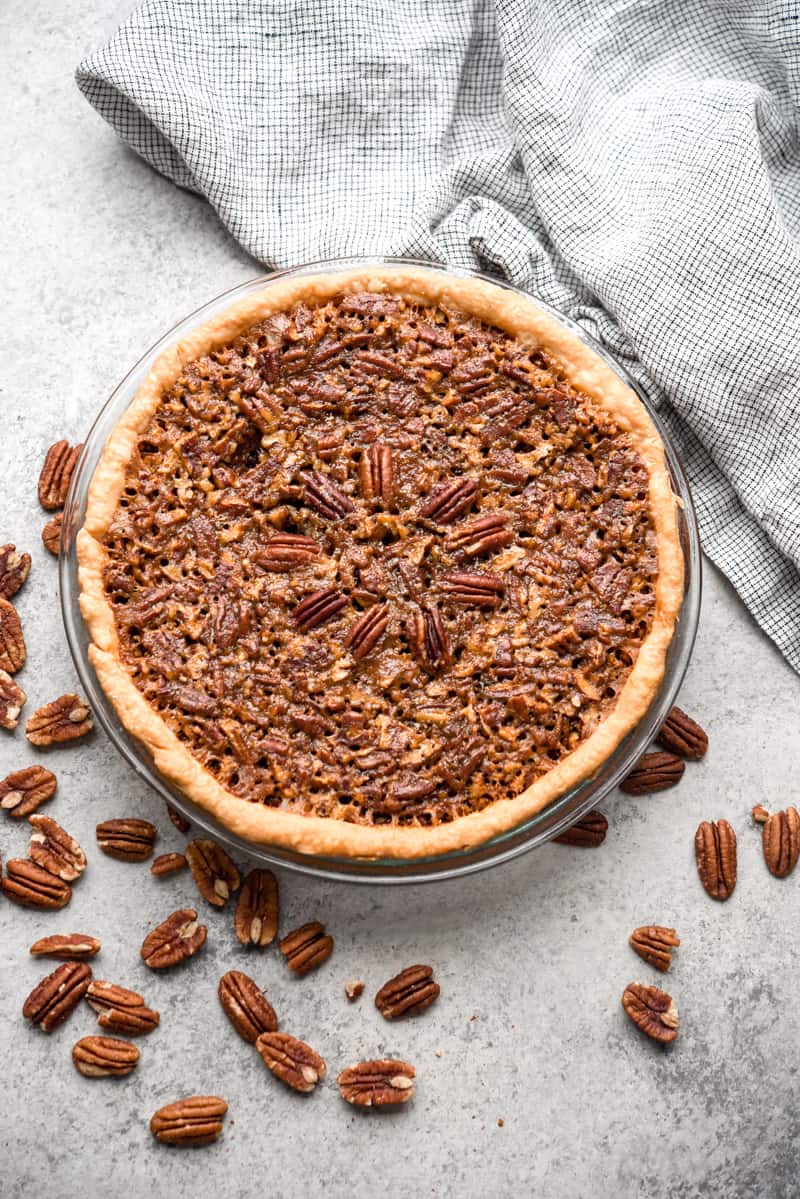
left=76, top=263, right=684, bottom=861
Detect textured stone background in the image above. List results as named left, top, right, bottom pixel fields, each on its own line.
left=1, top=4, right=799, bottom=1196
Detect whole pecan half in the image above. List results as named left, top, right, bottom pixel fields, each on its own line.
left=375, top=965, right=440, bottom=1019
left=337, top=1060, right=416, bottom=1107
left=439, top=570, right=504, bottom=608
left=762, top=807, right=800, bottom=879
left=140, top=908, right=207, bottom=970
left=96, top=818, right=157, bottom=862
left=345, top=605, right=390, bottom=660
left=235, top=868, right=279, bottom=947
left=279, top=921, right=334, bottom=975
left=219, top=970, right=278, bottom=1043
left=0, top=858, right=71, bottom=909
left=29, top=815, right=87, bottom=881
left=30, top=933, right=101, bottom=961
left=420, top=477, right=477, bottom=524
left=255, top=533, right=320, bottom=572
left=23, top=961, right=92, bottom=1032
left=293, top=586, right=348, bottom=632
left=359, top=444, right=394, bottom=506
left=407, top=606, right=449, bottom=667
left=621, top=983, right=679, bottom=1044
left=166, top=803, right=190, bottom=834
left=0, top=668, right=26, bottom=729
left=0, top=544, right=31, bottom=600
left=41, top=513, right=64, bottom=556
left=38, top=440, right=83, bottom=509
left=150, top=1096, right=228, bottom=1147
left=73, top=1035, right=140, bottom=1078
left=151, top=851, right=188, bottom=877
left=620, top=751, right=684, bottom=795
left=302, top=470, right=355, bottom=519
left=656, top=706, right=708, bottom=760
left=0, top=765, right=57, bottom=816
left=447, top=513, right=513, bottom=559
left=255, top=1032, right=326, bottom=1093
left=25, top=694, right=92, bottom=746
left=695, top=819, right=737, bottom=900
left=186, top=839, right=241, bottom=906
left=0, top=598, right=26, bottom=673
left=629, top=926, right=680, bottom=972
left=554, top=809, right=608, bottom=847
left=86, top=979, right=160, bottom=1034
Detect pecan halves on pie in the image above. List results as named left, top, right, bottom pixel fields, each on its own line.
left=25, top=694, right=93, bottom=746
left=695, top=819, right=737, bottom=900
left=0, top=598, right=26, bottom=673
left=0, top=544, right=31, bottom=599
left=235, top=868, right=279, bottom=947
left=150, top=1096, right=228, bottom=1147
left=41, top=512, right=63, bottom=555
left=438, top=571, right=504, bottom=608
left=629, top=926, right=680, bottom=972
left=620, top=751, right=684, bottom=795
left=86, top=979, right=160, bottom=1034
left=375, top=965, right=440, bottom=1019
left=72, top=1035, right=140, bottom=1078
left=293, top=587, right=348, bottom=632
left=30, top=933, right=101, bottom=961
left=279, top=921, right=334, bottom=975
left=420, top=477, right=477, bottom=524
left=301, top=470, right=355, bottom=519
left=345, top=604, right=391, bottom=660
left=23, top=961, right=92, bottom=1032
left=0, top=669, right=26, bottom=729
left=96, top=818, right=157, bottom=862
left=359, top=444, right=394, bottom=506
left=0, top=765, right=57, bottom=817
left=407, top=606, right=449, bottom=667
left=656, top=706, right=708, bottom=760
left=621, top=983, right=679, bottom=1044
left=186, top=839, right=241, bottom=906
left=337, top=1060, right=416, bottom=1107
left=38, top=440, right=83, bottom=510
left=29, top=815, right=87, bottom=881
left=140, top=908, right=207, bottom=969
left=255, top=533, right=320, bottom=572
left=255, top=1032, right=326, bottom=1093
left=0, top=858, right=71, bottom=909
left=219, top=971, right=278, bottom=1043
left=553, top=809, right=608, bottom=847
left=447, top=513, right=514, bottom=559
left=762, top=807, right=800, bottom=879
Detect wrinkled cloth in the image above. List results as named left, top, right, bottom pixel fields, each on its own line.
left=77, top=0, right=800, bottom=670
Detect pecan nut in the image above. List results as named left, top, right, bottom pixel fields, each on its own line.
left=751, top=804, right=770, bottom=824
left=255, top=1032, right=326, bottom=1093
left=86, top=979, right=160, bottom=1034
left=29, top=814, right=87, bottom=881
left=420, top=477, right=477, bottom=524
left=166, top=803, right=190, bottom=834
left=72, top=1035, right=140, bottom=1077
left=345, top=979, right=365, bottom=1002
left=235, top=868, right=279, bottom=947
left=0, top=598, right=26, bottom=673
left=621, top=982, right=679, bottom=1044
left=337, top=1059, right=416, bottom=1107
left=345, top=605, right=390, bottom=660
left=553, top=809, right=608, bottom=847
left=407, top=606, right=449, bottom=667
left=0, top=544, right=31, bottom=600
left=219, top=970, right=278, bottom=1043
left=255, top=533, right=320, bottom=572
left=302, top=470, right=355, bottom=519
left=695, top=819, right=737, bottom=900
left=0, top=765, right=57, bottom=816
left=359, top=444, right=394, bottom=506
left=150, top=1096, right=228, bottom=1147
left=375, top=965, right=440, bottom=1019
left=447, top=513, right=513, bottom=559
left=0, top=668, right=26, bottom=729
left=25, top=694, right=93, bottom=746
left=23, top=962, right=92, bottom=1032
left=629, top=926, right=680, bottom=972
left=293, top=586, right=348, bottom=632
left=439, top=571, right=504, bottom=608
left=185, top=839, right=240, bottom=906
left=30, top=933, right=101, bottom=961
left=151, top=851, right=188, bottom=877
left=656, top=705, right=708, bottom=760
left=38, top=440, right=83, bottom=509
left=620, top=751, right=684, bottom=795
left=41, top=513, right=63, bottom=555
left=762, top=807, right=800, bottom=879
left=279, top=921, right=334, bottom=975
left=0, top=858, right=71, bottom=909
left=96, top=818, right=157, bottom=862
left=141, top=908, right=207, bottom=970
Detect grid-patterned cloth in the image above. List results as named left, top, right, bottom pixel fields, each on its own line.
left=76, top=0, right=800, bottom=671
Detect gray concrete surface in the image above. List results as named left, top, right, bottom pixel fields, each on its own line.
left=2, top=5, right=799, bottom=1197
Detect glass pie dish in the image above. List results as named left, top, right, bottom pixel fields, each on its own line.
left=59, top=256, right=701, bottom=884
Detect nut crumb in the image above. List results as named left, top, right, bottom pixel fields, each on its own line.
left=497, top=1118, right=504, bottom=1127
left=434, top=1049, right=442, bottom=1058
left=345, top=978, right=365, bottom=1002
left=751, top=804, right=770, bottom=824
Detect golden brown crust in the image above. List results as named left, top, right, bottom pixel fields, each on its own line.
left=78, top=266, right=683, bottom=860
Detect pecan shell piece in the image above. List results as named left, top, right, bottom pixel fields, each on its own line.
left=0, top=598, right=26, bottom=673
left=279, top=921, right=334, bottom=975
left=620, top=751, right=684, bottom=795
left=73, top=1035, right=140, bottom=1078
left=407, top=605, right=449, bottom=667
left=219, top=970, right=278, bottom=1043
left=150, top=1096, right=228, bottom=1147
left=29, top=815, right=87, bottom=881
left=695, top=819, right=737, bottom=900
left=166, top=803, right=190, bottom=834
left=0, top=765, right=57, bottom=816
left=255, top=1032, right=326, bottom=1093
left=30, top=933, right=101, bottom=961
left=359, top=444, right=394, bottom=506
left=96, top=818, right=157, bottom=862
left=23, top=962, right=92, bottom=1032
left=86, top=979, right=160, bottom=1035
left=345, top=604, right=391, bottom=660
left=621, top=982, right=679, bottom=1044
left=141, top=908, right=207, bottom=970
left=656, top=705, right=708, bottom=760
left=375, top=965, right=440, bottom=1020
left=447, top=512, right=514, bottom=559
left=235, top=868, right=279, bottom=947
left=25, top=694, right=92, bottom=746
left=0, top=669, right=26, bottom=729
left=38, top=440, right=83, bottom=509
left=629, top=926, right=680, bottom=973
left=438, top=571, right=504, bottom=608
left=553, top=809, right=608, bottom=847
left=762, top=807, right=800, bottom=879
left=185, top=838, right=240, bottom=906
left=302, top=470, right=355, bottom=519
left=0, top=544, right=31, bottom=599
left=151, top=851, right=188, bottom=877
left=337, top=1059, right=416, bottom=1107
left=293, top=586, right=348, bottom=633
left=41, top=512, right=63, bottom=555
left=420, top=477, right=477, bottom=524
left=255, top=533, right=320, bottom=572
left=0, top=858, right=71, bottom=909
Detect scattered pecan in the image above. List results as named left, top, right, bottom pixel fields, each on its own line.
left=345, top=979, right=365, bottom=1002
left=302, top=470, right=355, bottom=519
left=72, top=1035, right=140, bottom=1078
left=337, top=1060, right=416, bottom=1107
left=166, top=803, right=190, bottom=834
left=629, top=926, right=680, bottom=972
left=30, top=933, right=101, bottom=961
left=41, top=512, right=63, bottom=555
left=375, top=965, right=440, bottom=1019
left=279, top=921, right=334, bottom=975
left=23, top=962, right=92, bottom=1032
left=751, top=805, right=770, bottom=824
left=438, top=571, right=504, bottom=608
left=186, top=838, right=240, bottom=906
left=0, top=544, right=31, bottom=599
left=140, top=908, right=207, bottom=970
left=219, top=970, right=278, bottom=1042
left=345, top=605, right=390, bottom=660
left=620, top=751, right=684, bottom=795
left=96, top=818, right=157, bottom=862
left=255, top=1032, right=326, bottom=1093
left=25, top=694, right=92, bottom=746
left=695, top=819, right=737, bottom=900
left=407, top=606, right=449, bottom=667
left=762, top=807, right=800, bottom=879
left=621, top=982, right=679, bottom=1044
left=38, top=440, right=83, bottom=509
left=656, top=706, right=708, bottom=760
left=151, top=851, right=187, bottom=877
left=0, top=669, right=26, bottom=729
left=150, top=1096, right=228, bottom=1147
left=0, top=598, right=26, bottom=673
left=29, top=814, right=87, bottom=881
left=420, top=477, right=477, bottom=524
left=86, top=979, right=160, bottom=1034
left=0, top=858, right=71, bottom=909
left=235, top=868, right=279, bottom=947
left=554, top=809, right=608, bottom=847
left=359, top=444, right=394, bottom=506
left=255, top=533, right=320, bottom=572
left=447, top=513, right=513, bottom=559
left=293, top=586, right=348, bottom=632
left=0, top=764, right=57, bottom=816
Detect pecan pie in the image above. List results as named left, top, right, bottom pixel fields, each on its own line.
left=77, top=267, right=683, bottom=858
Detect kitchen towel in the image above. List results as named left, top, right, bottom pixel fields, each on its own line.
left=76, top=0, right=800, bottom=671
